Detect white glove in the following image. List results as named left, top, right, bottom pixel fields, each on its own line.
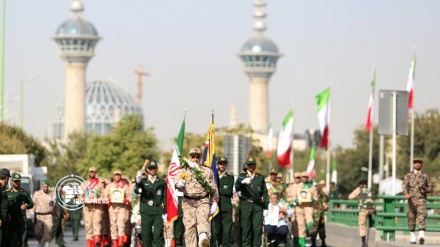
left=210, top=203, right=218, bottom=215
left=263, top=210, right=268, bottom=217
left=175, top=191, right=184, bottom=197
left=136, top=172, right=143, bottom=183
left=237, top=191, right=242, bottom=197
left=162, top=214, right=167, bottom=222
left=177, top=180, right=186, bottom=188
left=241, top=178, right=252, bottom=184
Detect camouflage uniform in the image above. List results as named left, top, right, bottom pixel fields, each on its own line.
left=33, top=186, right=54, bottom=246
left=402, top=170, right=432, bottom=232
left=348, top=183, right=375, bottom=247
left=83, top=168, right=106, bottom=246
left=107, top=171, right=132, bottom=246
left=175, top=162, right=219, bottom=247
left=310, top=186, right=329, bottom=247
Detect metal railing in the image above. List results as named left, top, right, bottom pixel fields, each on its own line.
left=327, top=196, right=440, bottom=241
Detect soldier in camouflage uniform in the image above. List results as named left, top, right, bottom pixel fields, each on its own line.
left=310, top=181, right=329, bottom=247
left=266, top=168, right=287, bottom=200
left=175, top=148, right=219, bottom=247
left=348, top=180, right=376, bottom=247
left=0, top=168, right=10, bottom=247
left=6, top=173, right=34, bottom=247
left=402, top=158, right=432, bottom=245
left=33, top=179, right=54, bottom=247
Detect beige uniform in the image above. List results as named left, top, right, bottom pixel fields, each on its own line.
left=175, top=165, right=219, bottom=247
left=107, top=181, right=132, bottom=240
left=83, top=178, right=105, bottom=240
left=286, top=182, right=300, bottom=237
left=33, top=189, right=54, bottom=244
left=349, top=187, right=375, bottom=237
left=292, top=183, right=318, bottom=238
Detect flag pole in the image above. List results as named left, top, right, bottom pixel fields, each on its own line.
left=290, top=101, right=295, bottom=183
left=409, top=45, right=416, bottom=172
left=326, top=86, right=332, bottom=190
left=367, top=63, right=375, bottom=189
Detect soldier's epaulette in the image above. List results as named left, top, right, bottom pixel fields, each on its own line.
left=5, top=188, right=11, bottom=192
left=21, top=188, right=28, bottom=192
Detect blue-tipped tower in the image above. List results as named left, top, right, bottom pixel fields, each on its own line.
left=239, top=0, right=282, bottom=133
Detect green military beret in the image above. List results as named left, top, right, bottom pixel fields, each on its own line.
left=42, top=179, right=50, bottom=186
left=217, top=156, right=228, bottom=164
left=244, top=156, right=257, bottom=166
left=147, top=160, right=158, bottom=168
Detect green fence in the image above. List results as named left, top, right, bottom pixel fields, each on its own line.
left=327, top=196, right=440, bottom=241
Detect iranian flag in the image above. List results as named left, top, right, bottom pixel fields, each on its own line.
left=406, top=54, right=416, bottom=110
left=277, top=110, right=293, bottom=167
left=166, top=116, right=185, bottom=224
left=365, top=67, right=376, bottom=132
left=267, top=123, right=273, bottom=158
left=306, top=145, right=316, bottom=178
left=316, top=88, right=331, bottom=149
left=331, top=154, right=337, bottom=184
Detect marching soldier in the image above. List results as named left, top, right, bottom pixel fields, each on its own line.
left=51, top=186, right=69, bottom=247
left=235, top=156, right=269, bottom=247
left=175, top=148, right=219, bottom=247
left=134, top=160, right=167, bottom=247
left=0, top=168, right=10, bottom=247
left=266, top=168, right=286, bottom=199
left=101, top=179, right=111, bottom=247
left=83, top=166, right=105, bottom=247
left=286, top=172, right=302, bottom=246
left=107, top=170, right=132, bottom=247
left=211, top=156, right=234, bottom=247
left=292, top=171, right=318, bottom=247
left=68, top=195, right=82, bottom=241
left=310, top=180, right=329, bottom=247
left=402, top=158, right=432, bottom=245
left=33, top=179, right=54, bottom=247
left=348, top=180, right=376, bottom=247
left=6, top=173, right=34, bottom=247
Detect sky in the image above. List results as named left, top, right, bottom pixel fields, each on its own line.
left=2, top=0, right=440, bottom=151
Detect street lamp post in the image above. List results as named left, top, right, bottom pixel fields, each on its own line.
left=20, top=76, right=35, bottom=128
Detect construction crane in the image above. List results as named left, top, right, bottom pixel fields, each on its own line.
left=134, top=64, right=150, bottom=105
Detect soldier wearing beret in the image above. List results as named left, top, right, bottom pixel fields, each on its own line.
left=402, top=158, right=432, bottom=245
left=175, top=148, right=219, bottom=247
left=134, top=160, right=167, bottom=247
left=211, top=156, right=234, bottom=247
left=235, top=156, right=269, bottom=247
left=0, top=168, right=10, bottom=247
left=292, top=171, right=318, bottom=247
left=6, top=173, right=34, bottom=247
left=33, top=179, right=54, bottom=247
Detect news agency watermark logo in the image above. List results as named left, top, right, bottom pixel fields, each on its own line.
left=54, top=174, right=87, bottom=211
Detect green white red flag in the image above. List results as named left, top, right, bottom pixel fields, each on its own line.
left=306, top=145, right=316, bottom=178
left=277, top=110, right=293, bottom=167
left=316, top=88, right=331, bottom=149
left=406, top=54, right=416, bottom=110
left=365, top=67, right=376, bottom=132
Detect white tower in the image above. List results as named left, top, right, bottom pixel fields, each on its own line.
left=53, top=0, right=100, bottom=140
left=239, top=0, right=282, bottom=134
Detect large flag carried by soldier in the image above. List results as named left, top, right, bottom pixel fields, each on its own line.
left=166, top=115, right=185, bottom=224
left=202, top=112, right=219, bottom=186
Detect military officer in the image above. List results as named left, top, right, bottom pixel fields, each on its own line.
left=292, top=171, right=318, bottom=247
left=51, top=186, right=69, bottom=247
left=6, top=173, right=34, bottom=247
left=235, top=156, right=269, bottom=247
left=402, top=158, right=432, bottom=245
left=135, top=160, right=167, bottom=247
left=33, top=179, right=54, bottom=247
left=107, top=170, right=132, bottom=247
left=83, top=166, right=105, bottom=247
left=349, top=180, right=376, bottom=247
left=175, top=148, right=219, bottom=247
left=211, top=156, right=234, bottom=247
left=0, top=168, right=10, bottom=247
left=68, top=195, right=82, bottom=241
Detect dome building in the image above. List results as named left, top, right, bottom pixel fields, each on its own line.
left=52, top=78, right=143, bottom=138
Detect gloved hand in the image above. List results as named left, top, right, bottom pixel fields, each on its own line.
left=162, top=214, right=167, bottom=222
left=241, top=178, right=252, bottom=184
left=210, top=203, right=218, bottom=215
left=136, top=172, right=143, bottom=183
left=177, top=179, right=186, bottom=188
left=263, top=210, right=268, bottom=217
left=237, top=191, right=242, bottom=197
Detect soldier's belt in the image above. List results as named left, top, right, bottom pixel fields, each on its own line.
left=183, top=194, right=209, bottom=200
left=243, top=197, right=262, bottom=202
left=141, top=199, right=162, bottom=207
left=36, top=212, right=52, bottom=215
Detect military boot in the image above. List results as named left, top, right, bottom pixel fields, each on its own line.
left=321, top=238, right=327, bottom=247
left=410, top=231, right=416, bottom=244
left=361, top=236, right=367, bottom=247
left=310, top=236, right=317, bottom=247
left=419, top=230, right=425, bottom=245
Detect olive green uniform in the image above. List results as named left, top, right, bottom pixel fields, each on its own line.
left=67, top=199, right=83, bottom=240
left=211, top=172, right=234, bottom=247
left=235, top=172, right=268, bottom=247
left=134, top=176, right=166, bottom=247
left=51, top=196, right=68, bottom=247
left=0, top=184, right=9, bottom=247
left=6, top=187, right=34, bottom=247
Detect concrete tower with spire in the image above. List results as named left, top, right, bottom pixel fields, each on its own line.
left=239, top=0, right=281, bottom=134
left=53, top=0, right=100, bottom=140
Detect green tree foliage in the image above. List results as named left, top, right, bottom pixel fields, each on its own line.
left=77, top=115, right=160, bottom=179
left=0, top=123, right=47, bottom=165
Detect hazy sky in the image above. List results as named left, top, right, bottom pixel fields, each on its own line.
left=3, top=0, right=440, bottom=151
